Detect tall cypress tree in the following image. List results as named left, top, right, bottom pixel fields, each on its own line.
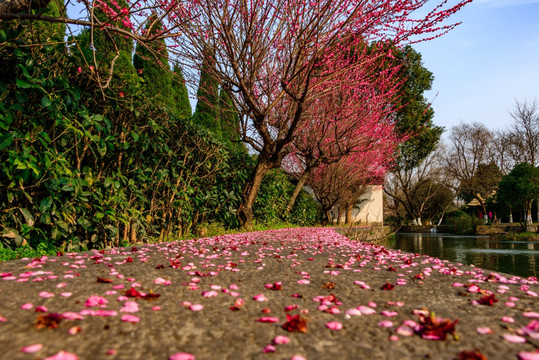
left=192, top=58, right=220, bottom=135
left=171, top=65, right=192, bottom=119
left=219, top=88, right=245, bottom=153
left=133, top=15, right=175, bottom=109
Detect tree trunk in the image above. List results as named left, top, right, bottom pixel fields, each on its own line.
left=345, top=203, right=353, bottom=225
left=237, top=160, right=272, bottom=230
left=526, top=203, right=533, bottom=226
left=509, top=205, right=513, bottom=223
left=285, top=169, right=310, bottom=216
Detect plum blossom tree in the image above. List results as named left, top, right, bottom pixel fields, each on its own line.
left=282, top=49, right=401, bottom=216
left=308, top=145, right=395, bottom=224
left=169, top=0, right=472, bottom=228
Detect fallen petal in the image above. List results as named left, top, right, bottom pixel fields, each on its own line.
left=326, top=321, right=343, bottom=330
left=121, top=314, right=140, bottom=323
left=503, top=334, right=526, bottom=343
left=518, top=351, right=539, bottom=360
left=189, top=304, right=204, bottom=312
left=476, top=327, right=493, bottom=334
left=44, top=351, right=78, bottom=360
left=273, top=335, right=290, bottom=345
left=21, top=344, right=43, bottom=353
left=169, top=353, right=195, bottom=360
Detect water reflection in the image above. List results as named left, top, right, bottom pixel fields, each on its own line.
left=391, top=233, right=539, bottom=278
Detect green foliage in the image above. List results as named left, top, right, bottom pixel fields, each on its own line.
left=0, top=12, right=321, bottom=257
left=219, top=88, right=245, bottom=153
left=254, top=169, right=322, bottom=226
left=497, top=163, right=539, bottom=216
left=253, top=169, right=293, bottom=225
left=133, top=16, right=177, bottom=111
left=0, top=242, right=59, bottom=262
left=192, top=59, right=220, bottom=135
left=393, top=46, right=443, bottom=170
left=0, top=23, right=242, bottom=251
left=447, top=213, right=480, bottom=235
left=289, top=190, right=324, bottom=226
left=171, top=65, right=192, bottom=119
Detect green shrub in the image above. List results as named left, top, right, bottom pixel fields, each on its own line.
left=448, top=213, right=480, bottom=235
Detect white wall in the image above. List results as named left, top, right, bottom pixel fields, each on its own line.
left=329, top=185, right=384, bottom=224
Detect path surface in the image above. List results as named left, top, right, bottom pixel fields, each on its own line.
left=0, top=228, right=538, bottom=360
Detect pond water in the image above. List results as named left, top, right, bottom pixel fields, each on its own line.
left=390, top=233, right=539, bottom=279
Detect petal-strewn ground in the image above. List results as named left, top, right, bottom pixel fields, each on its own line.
left=0, top=228, right=537, bottom=359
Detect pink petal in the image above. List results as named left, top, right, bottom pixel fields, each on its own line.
left=35, top=306, right=48, bottom=313
left=121, top=314, right=140, bottom=323
left=189, top=304, right=204, bottom=311
left=503, top=334, right=527, bottom=343
left=255, top=317, right=279, bottom=323
left=253, top=294, right=268, bottom=302
left=378, top=320, right=394, bottom=328
left=67, top=326, right=82, bottom=335
left=326, top=321, right=343, bottom=330
left=21, top=303, right=33, bottom=310
left=358, top=306, right=376, bottom=315
left=44, top=351, right=78, bottom=360
left=389, top=335, right=400, bottom=341
left=296, top=279, right=310, bottom=285
left=202, top=291, right=218, bottom=298
left=61, top=312, right=84, bottom=320
left=92, top=310, right=117, bottom=317
left=523, top=312, right=539, bottom=318
left=39, top=291, right=55, bottom=298
left=395, top=326, right=414, bottom=336
left=345, top=308, right=362, bottom=316
left=263, top=345, right=276, bottom=353
left=21, top=344, right=43, bottom=353
left=291, top=356, right=307, bottom=360
left=152, top=306, right=161, bottom=311
left=84, top=295, right=108, bottom=307
left=273, top=335, right=290, bottom=344
left=120, top=301, right=139, bottom=313
left=518, top=351, right=539, bottom=360
left=477, top=327, right=493, bottom=334
left=60, top=292, right=72, bottom=297
left=502, top=316, right=515, bottom=323
left=169, top=353, right=195, bottom=360
left=380, top=310, right=398, bottom=317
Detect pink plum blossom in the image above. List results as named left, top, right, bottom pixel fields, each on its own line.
left=273, top=335, right=290, bottom=344
left=326, top=321, right=343, bottom=330
left=21, top=344, right=43, bottom=353
left=121, top=314, right=140, bottom=323
left=84, top=296, right=108, bottom=307
left=44, top=351, right=79, bottom=360
left=503, top=334, right=527, bottom=343
left=169, top=353, right=195, bottom=360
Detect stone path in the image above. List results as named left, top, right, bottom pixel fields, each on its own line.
left=0, top=228, right=537, bottom=360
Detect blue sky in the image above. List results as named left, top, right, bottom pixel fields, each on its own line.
left=413, top=0, right=539, bottom=133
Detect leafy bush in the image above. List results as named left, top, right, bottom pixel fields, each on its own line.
left=289, top=190, right=323, bottom=226
left=447, top=213, right=480, bottom=235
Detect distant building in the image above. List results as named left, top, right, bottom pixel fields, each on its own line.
left=304, top=184, right=384, bottom=225
left=328, top=185, right=384, bottom=225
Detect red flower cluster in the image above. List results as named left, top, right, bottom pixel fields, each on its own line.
left=416, top=312, right=458, bottom=341
left=477, top=294, right=498, bottom=306
left=282, top=314, right=308, bottom=333
left=381, top=282, right=395, bottom=290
